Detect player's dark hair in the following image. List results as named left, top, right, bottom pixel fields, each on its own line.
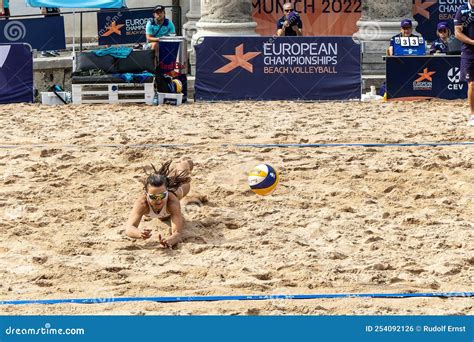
left=143, top=161, right=191, bottom=194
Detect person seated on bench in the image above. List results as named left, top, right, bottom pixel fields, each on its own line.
left=145, top=5, right=176, bottom=61
left=387, top=19, right=420, bottom=56
left=429, top=22, right=453, bottom=55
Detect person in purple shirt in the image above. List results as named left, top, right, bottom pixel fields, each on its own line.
left=277, top=2, right=302, bottom=37
left=430, top=22, right=453, bottom=54
left=387, top=19, right=419, bottom=56
left=454, top=0, right=474, bottom=126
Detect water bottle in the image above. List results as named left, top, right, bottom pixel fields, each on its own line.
left=153, top=92, right=159, bottom=106
left=370, top=86, right=376, bottom=96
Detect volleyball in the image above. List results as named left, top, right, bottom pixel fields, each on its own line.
left=248, top=164, right=279, bottom=196
left=172, top=79, right=183, bottom=93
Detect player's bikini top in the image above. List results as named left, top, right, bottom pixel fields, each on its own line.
left=145, top=195, right=170, bottom=219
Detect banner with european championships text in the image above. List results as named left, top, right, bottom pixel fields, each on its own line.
left=97, top=9, right=151, bottom=46
left=0, top=44, right=33, bottom=104
left=195, top=36, right=361, bottom=101
left=0, top=16, right=65, bottom=52
left=413, top=0, right=464, bottom=42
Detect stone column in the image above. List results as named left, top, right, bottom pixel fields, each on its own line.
left=190, top=0, right=258, bottom=75
left=353, top=0, right=417, bottom=76
left=183, top=0, right=201, bottom=50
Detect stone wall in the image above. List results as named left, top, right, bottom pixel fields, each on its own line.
left=200, top=0, right=253, bottom=23
left=33, top=58, right=73, bottom=101
left=355, top=0, right=415, bottom=76
left=362, top=0, right=413, bottom=19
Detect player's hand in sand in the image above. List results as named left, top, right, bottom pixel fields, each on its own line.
left=141, top=229, right=152, bottom=240
left=158, top=234, right=171, bottom=249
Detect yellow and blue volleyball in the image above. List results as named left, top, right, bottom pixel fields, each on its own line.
left=248, top=164, right=279, bottom=196
left=172, top=79, right=183, bottom=93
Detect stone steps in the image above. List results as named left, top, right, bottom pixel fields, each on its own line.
left=362, top=74, right=386, bottom=93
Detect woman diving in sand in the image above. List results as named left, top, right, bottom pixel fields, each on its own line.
left=125, top=159, right=193, bottom=248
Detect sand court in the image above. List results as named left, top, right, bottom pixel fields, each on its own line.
left=0, top=100, right=473, bottom=315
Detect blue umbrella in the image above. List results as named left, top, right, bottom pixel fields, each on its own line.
left=26, top=0, right=124, bottom=8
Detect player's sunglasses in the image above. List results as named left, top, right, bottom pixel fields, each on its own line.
left=147, top=191, right=168, bottom=201
left=438, top=28, right=448, bottom=33
left=284, top=9, right=292, bottom=12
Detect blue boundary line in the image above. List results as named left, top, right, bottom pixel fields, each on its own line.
left=0, top=142, right=473, bottom=150
left=232, top=142, right=474, bottom=148
left=1, top=292, right=472, bottom=305
left=0, top=144, right=193, bottom=149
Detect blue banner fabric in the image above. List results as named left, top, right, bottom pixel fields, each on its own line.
left=195, top=36, right=361, bottom=101
left=413, top=0, right=461, bottom=42
left=0, top=44, right=33, bottom=104
left=0, top=16, right=65, bottom=51
left=386, top=56, right=467, bottom=100
left=159, top=41, right=180, bottom=74
left=27, top=0, right=124, bottom=8
left=98, top=9, right=151, bottom=46
left=0, top=316, right=471, bottom=342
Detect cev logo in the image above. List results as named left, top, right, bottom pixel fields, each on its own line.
left=447, top=67, right=464, bottom=90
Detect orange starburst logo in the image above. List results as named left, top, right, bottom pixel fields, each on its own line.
left=412, top=0, right=437, bottom=20
left=416, top=68, right=436, bottom=82
left=101, top=21, right=125, bottom=37
left=214, top=44, right=261, bottom=73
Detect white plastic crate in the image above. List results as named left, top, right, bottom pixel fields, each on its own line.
left=157, top=92, right=183, bottom=106
left=72, top=83, right=154, bottom=105
left=41, top=92, right=69, bottom=105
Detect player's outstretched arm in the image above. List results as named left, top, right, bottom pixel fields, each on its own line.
left=125, top=197, right=151, bottom=240
left=161, top=198, right=184, bottom=248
